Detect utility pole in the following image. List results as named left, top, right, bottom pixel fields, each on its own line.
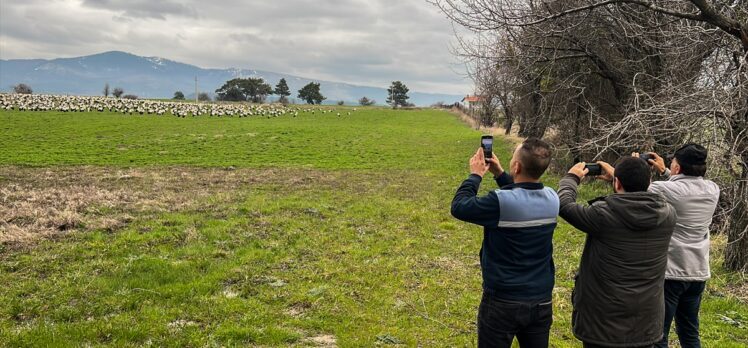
left=389, top=83, right=394, bottom=109
left=195, top=76, right=198, bottom=104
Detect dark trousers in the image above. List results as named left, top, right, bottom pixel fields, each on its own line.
left=654, top=280, right=706, bottom=348
left=477, top=292, right=552, bottom=348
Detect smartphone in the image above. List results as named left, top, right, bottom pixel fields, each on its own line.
left=585, top=163, right=602, bottom=176
left=481, top=135, right=493, bottom=163
left=639, top=153, right=654, bottom=164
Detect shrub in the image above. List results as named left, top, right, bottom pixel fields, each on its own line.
left=13, top=84, right=32, bottom=94
left=359, top=97, right=376, bottom=106
left=198, top=92, right=211, bottom=102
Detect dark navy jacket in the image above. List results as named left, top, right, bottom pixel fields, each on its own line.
left=451, top=172, right=559, bottom=301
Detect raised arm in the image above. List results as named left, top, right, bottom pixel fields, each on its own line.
left=486, top=152, right=514, bottom=188
left=494, top=172, right=514, bottom=188
left=557, top=163, right=602, bottom=235
left=451, top=174, right=501, bottom=227
left=451, top=147, right=501, bottom=227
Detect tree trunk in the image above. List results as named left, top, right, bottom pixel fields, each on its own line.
left=499, top=93, right=514, bottom=135
left=518, top=91, right=547, bottom=138
left=725, top=143, right=748, bottom=272
left=480, top=98, right=495, bottom=127
left=570, top=97, right=583, bottom=161
left=504, top=105, right=514, bottom=135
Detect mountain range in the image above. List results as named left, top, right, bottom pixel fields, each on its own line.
left=0, top=51, right=464, bottom=106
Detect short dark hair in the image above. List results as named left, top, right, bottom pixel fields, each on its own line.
left=614, top=156, right=651, bottom=192
left=674, top=143, right=708, bottom=176
left=517, top=138, right=552, bottom=180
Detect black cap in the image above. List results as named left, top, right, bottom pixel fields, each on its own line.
left=674, top=143, right=707, bottom=166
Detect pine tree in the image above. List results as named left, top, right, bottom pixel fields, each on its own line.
left=386, top=81, right=410, bottom=108
left=275, top=78, right=291, bottom=104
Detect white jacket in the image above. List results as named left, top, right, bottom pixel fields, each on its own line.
left=649, top=172, right=720, bottom=281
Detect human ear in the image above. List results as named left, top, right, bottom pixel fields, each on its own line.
left=512, top=160, right=521, bottom=177
left=671, top=163, right=681, bottom=176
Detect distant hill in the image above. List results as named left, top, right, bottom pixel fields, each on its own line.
left=0, top=51, right=464, bottom=106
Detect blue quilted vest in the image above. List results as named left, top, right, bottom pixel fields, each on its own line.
left=481, top=186, right=559, bottom=301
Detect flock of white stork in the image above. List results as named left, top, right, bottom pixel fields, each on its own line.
left=0, top=93, right=356, bottom=118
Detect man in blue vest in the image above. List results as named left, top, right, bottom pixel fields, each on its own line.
left=451, top=138, right=559, bottom=348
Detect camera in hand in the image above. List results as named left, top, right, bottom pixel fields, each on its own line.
left=585, top=163, right=602, bottom=176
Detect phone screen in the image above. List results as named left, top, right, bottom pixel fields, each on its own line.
left=481, top=137, right=493, bottom=160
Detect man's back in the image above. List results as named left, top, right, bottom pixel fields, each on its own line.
left=649, top=175, right=720, bottom=281
left=558, top=174, right=677, bottom=347
left=452, top=176, right=559, bottom=301
left=576, top=194, right=675, bottom=342
left=483, top=185, right=559, bottom=300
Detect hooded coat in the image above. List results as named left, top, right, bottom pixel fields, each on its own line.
left=558, top=174, right=677, bottom=347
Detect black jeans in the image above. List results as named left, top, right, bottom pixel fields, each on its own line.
left=654, top=280, right=706, bottom=348
left=477, top=292, right=552, bottom=348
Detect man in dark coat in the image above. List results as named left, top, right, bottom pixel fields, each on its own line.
left=558, top=157, right=677, bottom=348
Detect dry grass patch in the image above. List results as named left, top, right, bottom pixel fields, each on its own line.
left=449, top=107, right=525, bottom=144
left=0, top=166, right=357, bottom=247
left=303, top=334, right=337, bottom=347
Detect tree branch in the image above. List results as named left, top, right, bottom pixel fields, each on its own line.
left=517, top=0, right=703, bottom=27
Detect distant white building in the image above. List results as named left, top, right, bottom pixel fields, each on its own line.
left=462, top=95, right=483, bottom=110
left=461, top=95, right=483, bottom=111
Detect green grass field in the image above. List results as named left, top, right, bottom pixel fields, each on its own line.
left=0, top=108, right=746, bottom=347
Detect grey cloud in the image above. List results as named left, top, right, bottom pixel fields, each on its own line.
left=82, top=0, right=197, bottom=19
left=0, top=4, right=117, bottom=49
left=0, top=0, right=471, bottom=94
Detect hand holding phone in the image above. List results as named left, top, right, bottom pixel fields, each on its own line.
left=470, top=147, right=490, bottom=177
left=597, top=161, right=615, bottom=182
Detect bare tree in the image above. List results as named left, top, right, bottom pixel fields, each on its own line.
left=103, top=83, right=110, bottom=97
left=432, top=0, right=748, bottom=271
left=112, top=87, right=124, bottom=98
left=471, top=55, right=503, bottom=128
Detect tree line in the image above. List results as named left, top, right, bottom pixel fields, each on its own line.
left=213, top=78, right=325, bottom=105
left=213, top=78, right=412, bottom=107
left=11, top=79, right=413, bottom=108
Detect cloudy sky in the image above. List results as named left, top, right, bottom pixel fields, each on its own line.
left=0, top=0, right=473, bottom=95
